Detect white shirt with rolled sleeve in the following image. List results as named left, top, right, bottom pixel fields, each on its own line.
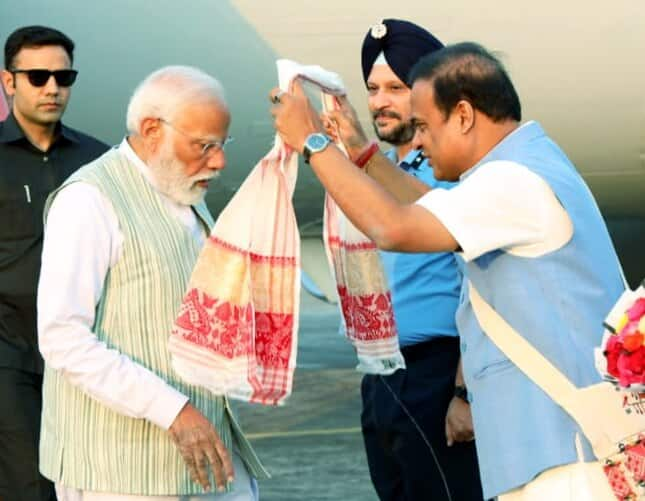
left=416, top=157, right=574, bottom=261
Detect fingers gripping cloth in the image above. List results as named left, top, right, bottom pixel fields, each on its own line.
left=169, top=60, right=403, bottom=406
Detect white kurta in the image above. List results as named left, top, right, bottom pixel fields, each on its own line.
left=38, top=139, right=198, bottom=430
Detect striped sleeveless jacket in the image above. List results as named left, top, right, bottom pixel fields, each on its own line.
left=39, top=147, right=267, bottom=495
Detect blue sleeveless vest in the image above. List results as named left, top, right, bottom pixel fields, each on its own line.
left=456, top=122, right=624, bottom=497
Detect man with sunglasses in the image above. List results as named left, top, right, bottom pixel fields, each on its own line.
left=37, top=65, right=265, bottom=500
left=0, top=25, right=108, bottom=501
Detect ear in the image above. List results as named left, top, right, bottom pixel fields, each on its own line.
left=137, top=117, right=167, bottom=156
left=139, top=116, right=164, bottom=142
left=455, top=100, right=475, bottom=134
left=1, top=69, right=16, bottom=97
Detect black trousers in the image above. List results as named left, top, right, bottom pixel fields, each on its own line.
left=0, top=368, right=56, bottom=501
left=361, top=337, right=484, bottom=501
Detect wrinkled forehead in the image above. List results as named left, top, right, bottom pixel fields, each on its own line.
left=174, top=98, right=231, bottom=136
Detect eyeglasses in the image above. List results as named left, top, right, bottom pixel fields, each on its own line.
left=10, top=69, right=78, bottom=87
left=159, top=118, right=233, bottom=157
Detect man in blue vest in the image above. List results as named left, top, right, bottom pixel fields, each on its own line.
left=344, top=19, right=483, bottom=501
left=270, top=42, right=624, bottom=500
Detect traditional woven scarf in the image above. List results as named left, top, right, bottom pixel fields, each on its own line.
left=321, top=95, right=405, bottom=375
left=169, top=61, right=404, bottom=405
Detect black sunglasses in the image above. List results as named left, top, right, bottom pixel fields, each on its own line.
left=11, top=69, right=78, bottom=87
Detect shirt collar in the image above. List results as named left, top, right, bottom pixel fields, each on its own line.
left=0, top=112, right=79, bottom=145
left=119, top=137, right=160, bottom=189
left=0, top=113, right=26, bottom=143
left=386, top=147, right=425, bottom=171
left=459, top=121, right=538, bottom=182
left=385, top=148, right=398, bottom=163
left=400, top=148, right=422, bottom=165
left=399, top=149, right=425, bottom=171
left=59, top=122, right=81, bottom=143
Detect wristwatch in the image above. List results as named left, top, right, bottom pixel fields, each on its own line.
left=303, top=133, right=331, bottom=164
left=454, top=384, right=469, bottom=403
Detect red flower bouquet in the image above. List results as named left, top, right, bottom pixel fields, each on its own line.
left=596, top=282, right=645, bottom=390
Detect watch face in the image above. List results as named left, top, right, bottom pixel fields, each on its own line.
left=308, top=133, right=328, bottom=151
left=304, top=133, right=330, bottom=163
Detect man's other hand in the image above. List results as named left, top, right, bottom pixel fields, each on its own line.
left=269, top=80, right=324, bottom=153
left=322, top=95, right=370, bottom=161
left=169, top=402, right=234, bottom=492
left=445, top=396, right=475, bottom=446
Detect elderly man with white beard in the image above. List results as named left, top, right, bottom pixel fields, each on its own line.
left=36, top=66, right=267, bottom=500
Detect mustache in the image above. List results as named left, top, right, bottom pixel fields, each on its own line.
left=372, top=110, right=402, bottom=121
left=191, top=171, right=220, bottom=183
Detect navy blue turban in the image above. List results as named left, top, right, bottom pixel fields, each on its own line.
left=361, top=19, right=444, bottom=87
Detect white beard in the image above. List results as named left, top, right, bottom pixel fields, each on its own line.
left=148, top=139, right=218, bottom=206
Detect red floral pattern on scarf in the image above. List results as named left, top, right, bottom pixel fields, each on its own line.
left=255, top=312, right=294, bottom=369
left=603, top=462, right=635, bottom=500
left=175, top=288, right=253, bottom=359
left=337, top=286, right=396, bottom=341
left=625, top=440, right=645, bottom=482
left=175, top=288, right=294, bottom=369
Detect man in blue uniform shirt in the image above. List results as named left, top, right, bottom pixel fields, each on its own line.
left=333, top=19, right=484, bottom=501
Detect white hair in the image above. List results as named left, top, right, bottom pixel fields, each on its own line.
left=126, top=65, right=226, bottom=134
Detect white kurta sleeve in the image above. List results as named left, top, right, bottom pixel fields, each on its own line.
left=416, top=160, right=573, bottom=262
left=37, top=182, right=188, bottom=430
